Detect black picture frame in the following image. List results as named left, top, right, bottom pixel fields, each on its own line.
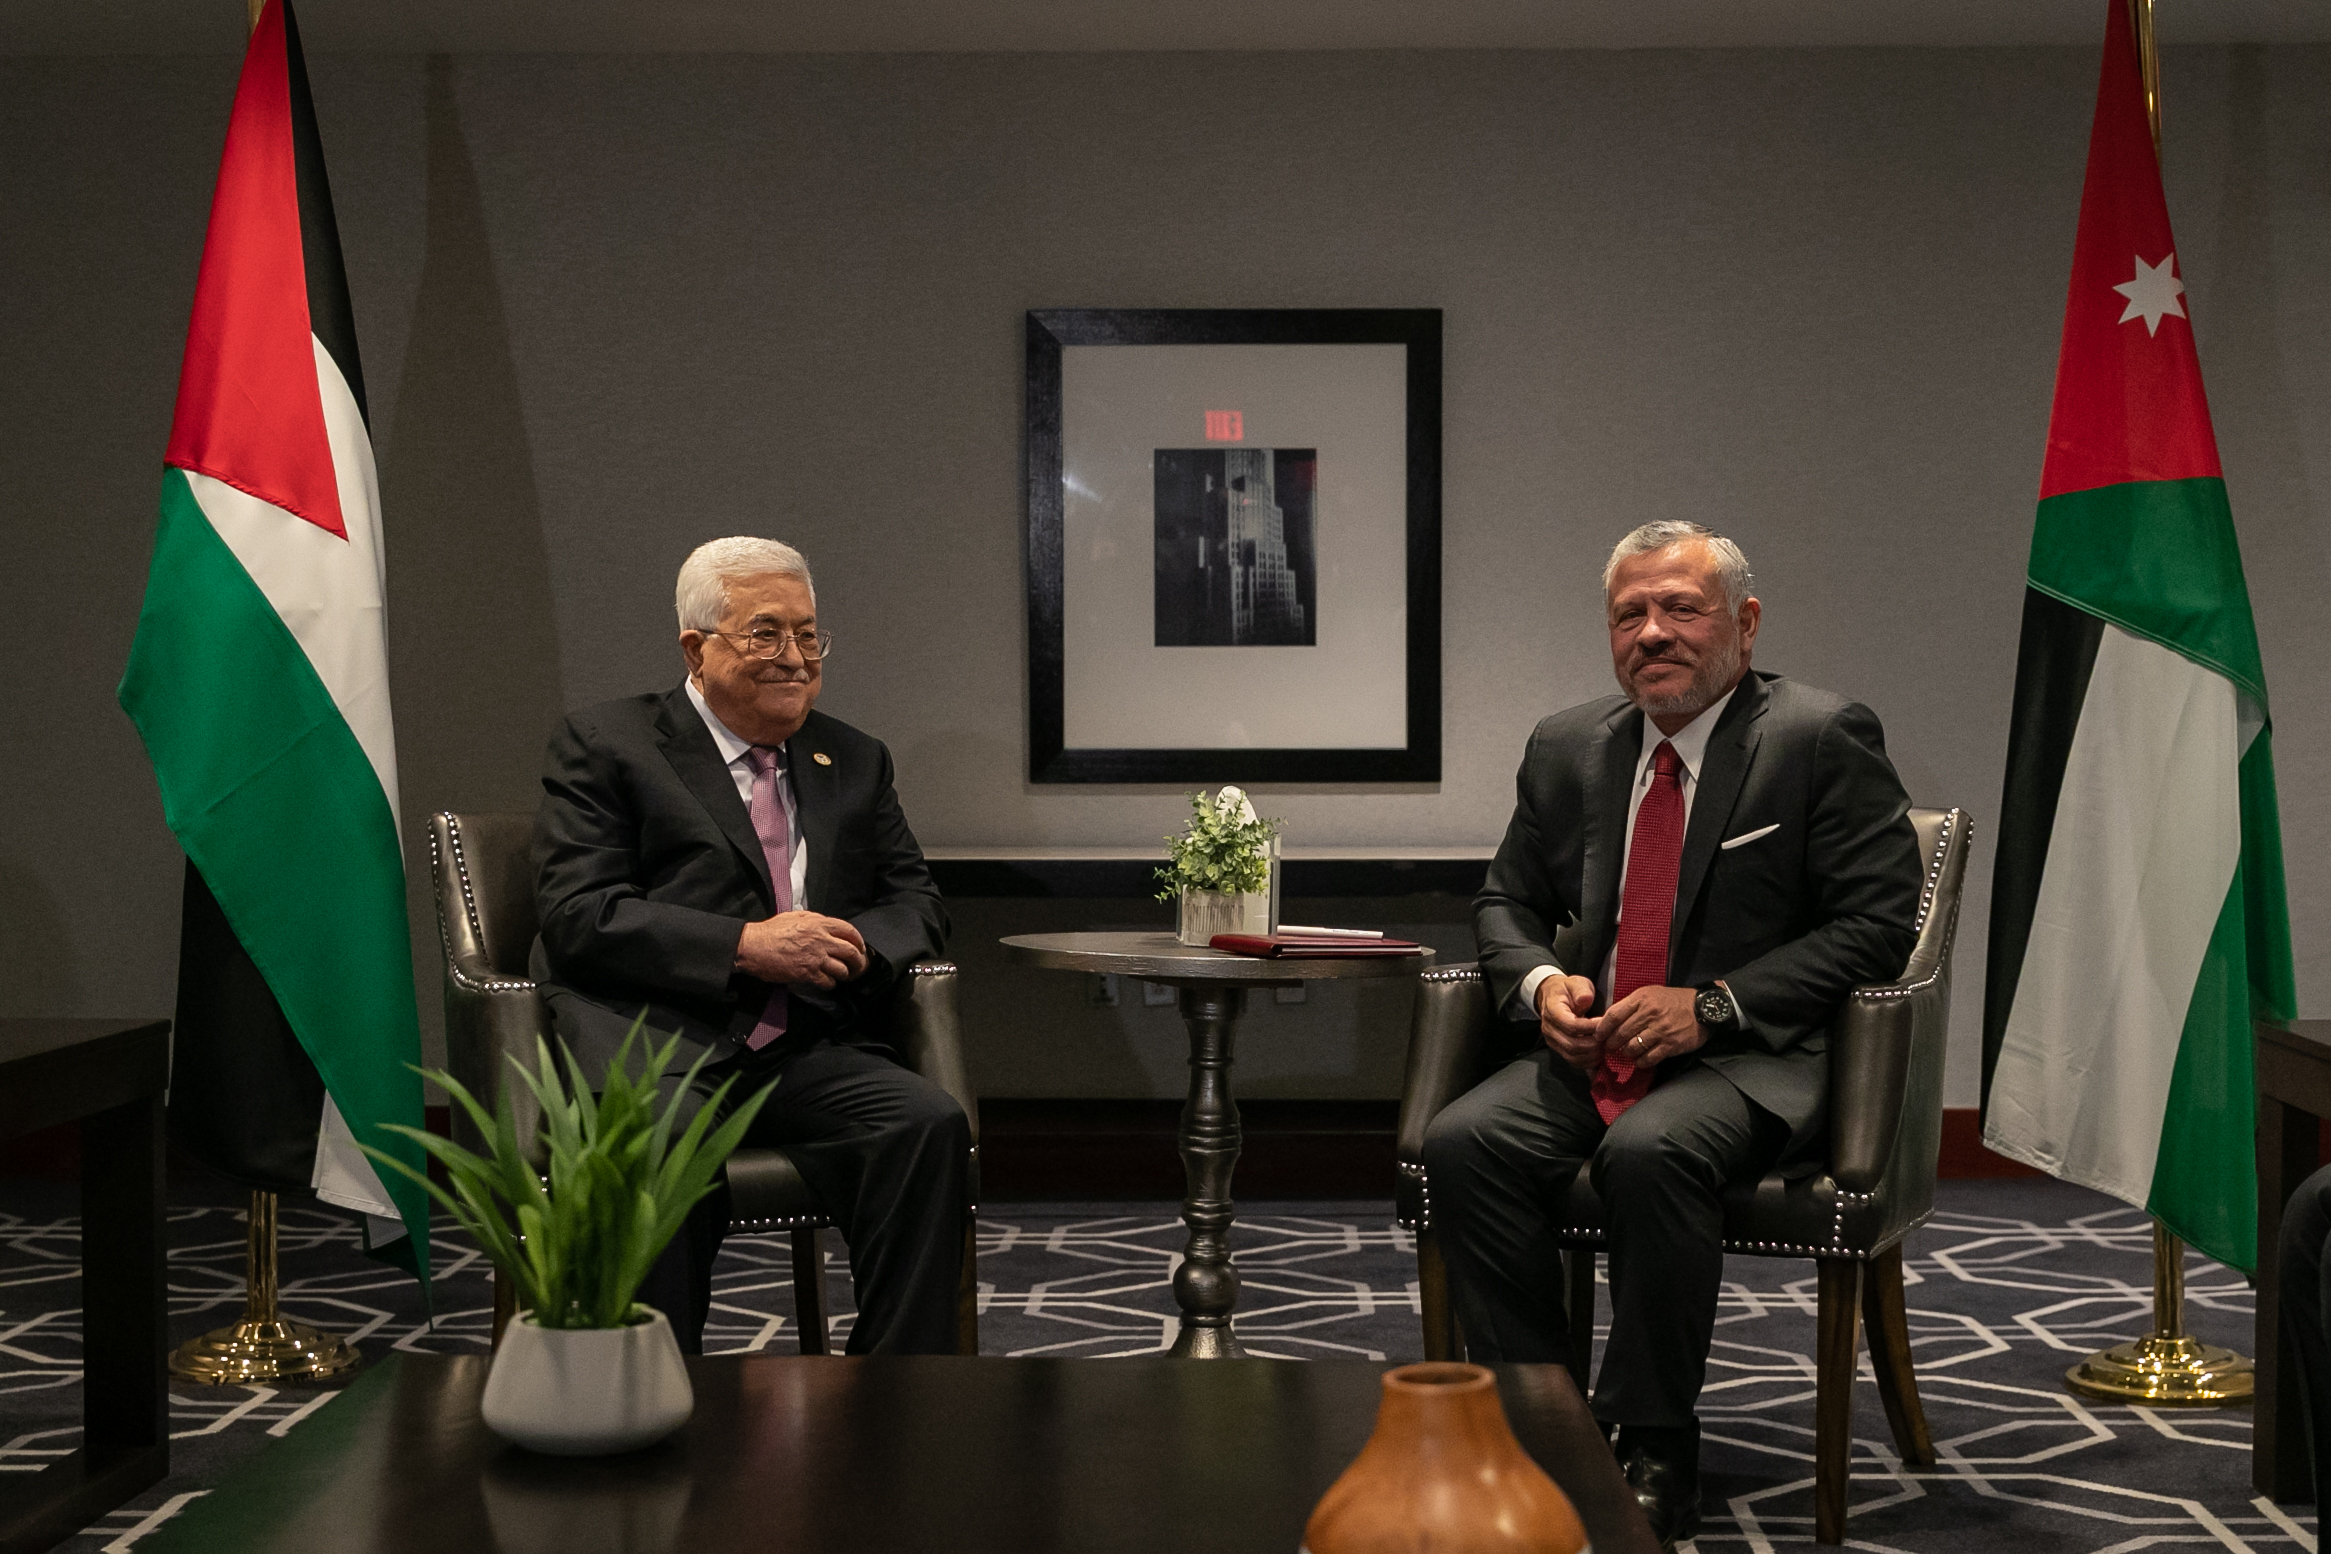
left=1025, top=308, right=1442, bottom=784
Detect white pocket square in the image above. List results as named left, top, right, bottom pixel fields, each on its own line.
left=1721, top=823, right=1780, bottom=850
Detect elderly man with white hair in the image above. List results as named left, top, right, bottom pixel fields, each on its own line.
left=531, top=536, right=961, bottom=1355
left=1425, top=521, right=1923, bottom=1548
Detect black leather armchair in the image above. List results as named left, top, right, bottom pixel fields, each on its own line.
left=428, top=810, right=980, bottom=1356
left=1395, top=806, right=1969, bottom=1546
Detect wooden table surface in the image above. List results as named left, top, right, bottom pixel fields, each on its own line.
left=1000, top=929, right=1435, bottom=983
left=2255, top=1018, right=2331, bottom=1499
left=138, top=1354, right=1657, bottom=1554
left=0, top=1018, right=170, bottom=1554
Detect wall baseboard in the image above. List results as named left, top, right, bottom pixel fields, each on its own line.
left=1936, top=1107, right=2044, bottom=1178
left=277, top=1101, right=2220, bottom=1204
left=0, top=1101, right=2243, bottom=1201
left=979, top=1100, right=1396, bottom=1202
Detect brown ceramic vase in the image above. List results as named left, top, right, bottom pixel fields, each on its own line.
left=1303, top=1363, right=1589, bottom=1554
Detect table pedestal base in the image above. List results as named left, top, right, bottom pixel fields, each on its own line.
left=997, top=932, right=1435, bottom=1363
left=1169, top=986, right=1247, bottom=1359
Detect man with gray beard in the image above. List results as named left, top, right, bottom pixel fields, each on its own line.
left=1425, top=521, right=1922, bottom=1548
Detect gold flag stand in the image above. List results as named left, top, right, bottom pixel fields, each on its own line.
left=2059, top=0, right=2253, bottom=1416
left=169, top=1190, right=362, bottom=1386
left=2066, top=1221, right=2252, bottom=1406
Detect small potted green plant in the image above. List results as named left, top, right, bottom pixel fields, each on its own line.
left=362, top=1022, right=772, bottom=1455
left=1156, top=785, right=1280, bottom=947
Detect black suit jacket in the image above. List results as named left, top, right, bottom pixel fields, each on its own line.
left=529, top=686, right=947, bottom=1079
left=1474, top=671, right=1921, bottom=1149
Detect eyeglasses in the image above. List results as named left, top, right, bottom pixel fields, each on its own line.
left=705, top=627, right=833, bottom=662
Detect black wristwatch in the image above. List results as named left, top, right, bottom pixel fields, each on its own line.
left=1693, top=981, right=1738, bottom=1031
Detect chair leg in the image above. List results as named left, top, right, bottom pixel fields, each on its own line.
left=491, top=1264, right=518, bottom=1350
left=791, top=1226, right=831, bottom=1356
left=1563, top=1249, right=1596, bottom=1398
left=1417, top=1228, right=1462, bottom=1362
left=1815, top=1258, right=1863, bottom=1546
left=955, top=1217, right=980, bottom=1357
left=1861, top=1245, right=1935, bottom=1466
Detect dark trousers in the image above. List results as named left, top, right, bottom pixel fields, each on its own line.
left=1421, top=1047, right=1789, bottom=1428
left=638, top=1027, right=970, bottom=1357
left=2281, top=1162, right=2331, bottom=1503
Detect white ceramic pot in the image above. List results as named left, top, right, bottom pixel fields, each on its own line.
left=1178, top=886, right=1272, bottom=947
left=480, top=1305, right=694, bottom=1456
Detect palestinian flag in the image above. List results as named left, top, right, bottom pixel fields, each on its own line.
left=118, top=0, right=429, bottom=1274
left=1980, top=0, right=2295, bottom=1274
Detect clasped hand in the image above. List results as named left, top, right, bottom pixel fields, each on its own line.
left=1535, top=976, right=1706, bottom=1074
left=736, top=911, right=868, bottom=988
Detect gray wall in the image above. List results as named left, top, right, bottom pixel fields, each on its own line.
left=4, top=46, right=2326, bottom=1106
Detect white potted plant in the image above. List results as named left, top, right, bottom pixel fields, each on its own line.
left=364, top=1024, right=772, bottom=1456
left=1156, top=785, right=1280, bottom=947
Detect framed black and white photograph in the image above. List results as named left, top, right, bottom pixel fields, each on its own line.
left=1025, top=309, right=1441, bottom=783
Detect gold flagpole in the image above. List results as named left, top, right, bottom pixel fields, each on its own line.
left=2064, top=1, right=2250, bottom=1410
left=2131, top=0, right=2162, bottom=156
left=171, top=0, right=366, bottom=1388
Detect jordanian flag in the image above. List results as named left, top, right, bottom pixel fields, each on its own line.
left=1980, top=0, right=2294, bottom=1274
left=118, top=0, right=429, bottom=1274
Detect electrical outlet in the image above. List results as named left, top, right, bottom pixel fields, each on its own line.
left=1142, top=980, right=1176, bottom=1007
left=1274, top=984, right=1307, bottom=1005
left=1088, top=974, right=1120, bottom=1007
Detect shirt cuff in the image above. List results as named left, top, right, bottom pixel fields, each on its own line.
left=1516, top=963, right=1561, bottom=1022
left=1722, top=981, right=1752, bottom=1031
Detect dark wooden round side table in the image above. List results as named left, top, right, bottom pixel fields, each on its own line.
left=998, top=931, right=1436, bottom=1358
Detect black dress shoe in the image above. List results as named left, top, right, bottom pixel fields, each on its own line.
left=1614, top=1422, right=1701, bottom=1551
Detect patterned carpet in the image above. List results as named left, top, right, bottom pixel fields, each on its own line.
left=0, top=1173, right=2300, bottom=1552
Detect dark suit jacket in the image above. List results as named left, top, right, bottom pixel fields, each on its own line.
left=529, top=686, right=947, bottom=1080
left=1474, top=671, right=1921, bottom=1150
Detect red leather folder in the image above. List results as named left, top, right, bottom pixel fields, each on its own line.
left=1209, top=934, right=1426, bottom=958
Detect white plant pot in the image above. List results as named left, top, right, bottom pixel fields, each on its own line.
left=480, top=1305, right=694, bottom=1456
left=1178, top=886, right=1272, bottom=947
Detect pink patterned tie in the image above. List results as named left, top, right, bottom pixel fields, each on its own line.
left=1595, top=741, right=1685, bottom=1123
left=744, top=746, right=793, bottom=1051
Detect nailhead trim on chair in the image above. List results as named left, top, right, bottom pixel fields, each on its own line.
left=1911, top=810, right=1953, bottom=933
left=1401, top=967, right=1472, bottom=1231
left=730, top=1213, right=834, bottom=1232
left=1830, top=1187, right=1877, bottom=1253
left=1845, top=809, right=1965, bottom=1003
left=1397, top=1159, right=1432, bottom=1231
left=432, top=815, right=538, bottom=995
left=1553, top=1179, right=1886, bottom=1258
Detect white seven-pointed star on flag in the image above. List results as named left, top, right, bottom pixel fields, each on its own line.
left=2114, top=252, right=2187, bottom=335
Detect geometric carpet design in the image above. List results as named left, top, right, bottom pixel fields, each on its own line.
left=0, top=1174, right=2304, bottom=1551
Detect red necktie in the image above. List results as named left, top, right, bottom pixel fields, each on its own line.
left=1596, top=740, right=1685, bottom=1123
left=744, top=746, right=794, bottom=1050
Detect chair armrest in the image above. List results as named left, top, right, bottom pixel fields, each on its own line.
left=441, top=957, right=549, bottom=1158
left=1396, top=968, right=1499, bottom=1222
left=1826, top=982, right=1932, bottom=1194
left=1396, top=967, right=1500, bottom=1162
left=893, top=961, right=977, bottom=1148
left=431, top=812, right=550, bottom=1156
left=1827, top=807, right=1969, bottom=1195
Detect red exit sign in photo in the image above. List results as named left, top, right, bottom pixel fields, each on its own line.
left=1203, top=410, right=1243, bottom=442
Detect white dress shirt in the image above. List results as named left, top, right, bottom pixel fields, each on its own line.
left=1519, top=684, right=1751, bottom=1026
left=685, top=677, right=810, bottom=909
